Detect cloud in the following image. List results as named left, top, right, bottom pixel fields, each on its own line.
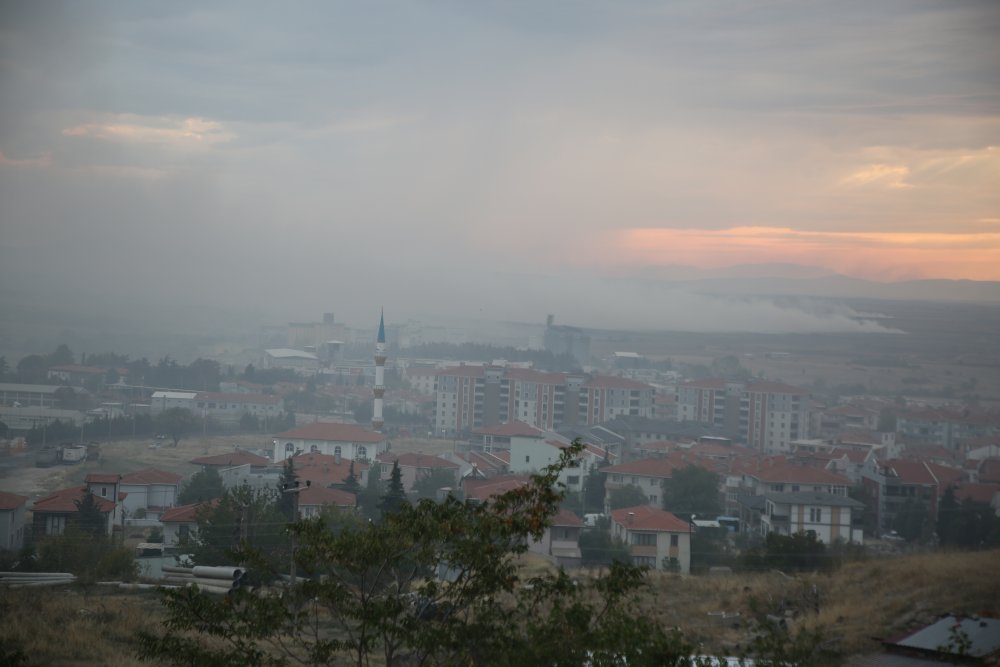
left=62, top=115, right=233, bottom=148
left=841, top=164, right=913, bottom=189
left=0, top=150, right=51, bottom=168
left=612, top=227, right=1000, bottom=281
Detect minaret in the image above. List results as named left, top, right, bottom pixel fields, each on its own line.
left=373, top=309, right=386, bottom=431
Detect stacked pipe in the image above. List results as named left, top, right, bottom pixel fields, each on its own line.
left=0, top=572, right=76, bottom=588
left=162, top=565, right=248, bottom=594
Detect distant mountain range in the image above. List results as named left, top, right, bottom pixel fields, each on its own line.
left=628, top=263, right=1000, bottom=303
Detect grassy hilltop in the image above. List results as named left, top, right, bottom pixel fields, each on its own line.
left=2, top=549, right=997, bottom=665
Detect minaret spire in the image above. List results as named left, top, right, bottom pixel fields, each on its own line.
left=373, top=309, right=386, bottom=431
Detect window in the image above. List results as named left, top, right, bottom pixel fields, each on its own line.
left=670, top=534, right=679, bottom=547
left=525, top=456, right=530, bottom=463
left=631, top=532, right=656, bottom=546
left=357, top=445, right=367, bottom=459
left=46, top=515, right=66, bottom=536
left=334, top=446, right=341, bottom=457
left=179, top=524, right=190, bottom=540
left=310, top=444, right=319, bottom=453
left=567, top=475, right=580, bottom=485
left=632, top=556, right=656, bottom=567
left=809, top=508, right=822, bottom=523
left=102, top=486, right=108, bottom=497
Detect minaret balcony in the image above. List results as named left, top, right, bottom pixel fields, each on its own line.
left=374, top=387, right=385, bottom=398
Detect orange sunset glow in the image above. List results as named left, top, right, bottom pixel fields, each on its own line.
left=616, top=227, right=1000, bottom=281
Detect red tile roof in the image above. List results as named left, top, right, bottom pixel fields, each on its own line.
left=750, top=462, right=848, bottom=485
left=611, top=505, right=691, bottom=532
left=160, top=500, right=218, bottom=523
left=552, top=508, right=584, bottom=527
left=473, top=421, right=545, bottom=438
left=604, top=457, right=679, bottom=479
left=377, top=452, right=459, bottom=469
left=120, top=468, right=183, bottom=485
left=0, top=490, right=28, bottom=511
left=463, top=475, right=530, bottom=502
left=190, top=450, right=271, bottom=467
left=33, top=486, right=115, bottom=514
left=276, top=422, right=386, bottom=443
left=291, top=453, right=368, bottom=487
left=950, top=482, right=1000, bottom=505
left=85, top=472, right=121, bottom=484
left=297, top=486, right=356, bottom=508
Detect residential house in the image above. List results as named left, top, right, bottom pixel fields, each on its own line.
left=120, top=469, right=182, bottom=521
left=609, top=505, right=692, bottom=573
left=273, top=422, right=388, bottom=463
left=861, top=458, right=966, bottom=537
left=160, top=501, right=215, bottom=547
left=462, top=475, right=530, bottom=503
left=32, top=486, right=117, bottom=538
left=150, top=390, right=283, bottom=426
left=375, top=452, right=460, bottom=494
left=0, top=491, right=28, bottom=551
left=507, top=436, right=609, bottom=494
left=84, top=472, right=125, bottom=528
left=760, top=492, right=865, bottom=544
left=602, top=457, right=681, bottom=511
left=528, top=508, right=583, bottom=567
left=296, top=486, right=356, bottom=518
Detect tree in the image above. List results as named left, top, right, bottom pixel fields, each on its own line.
left=186, top=485, right=291, bottom=578
left=48, top=343, right=75, bottom=366
left=410, top=467, right=457, bottom=501
left=378, top=461, right=408, bottom=516
left=893, top=499, right=931, bottom=543
left=741, top=531, right=829, bottom=572
left=15, top=354, right=47, bottom=384
left=661, top=466, right=722, bottom=518
left=0, top=356, right=9, bottom=380
left=579, top=528, right=632, bottom=567
left=138, top=442, right=698, bottom=666
left=178, top=467, right=225, bottom=505
left=277, top=458, right=299, bottom=521
left=239, top=412, right=260, bottom=432
left=73, top=492, right=107, bottom=537
left=341, top=460, right=361, bottom=496
left=582, top=454, right=610, bottom=514
left=938, top=486, right=1000, bottom=548
left=608, top=484, right=648, bottom=511
left=155, top=408, right=196, bottom=447
left=359, top=461, right=383, bottom=520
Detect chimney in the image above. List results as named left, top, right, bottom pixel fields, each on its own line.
left=335, top=451, right=341, bottom=465
left=627, top=511, right=635, bottom=526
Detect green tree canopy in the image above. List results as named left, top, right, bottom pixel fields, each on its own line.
left=378, top=461, right=408, bottom=516
left=661, top=465, right=722, bottom=518
left=410, top=467, right=457, bottom=501
left=73, top=492, right=107, bottom=537
left=608, top=484, right=648, bottom=511
left=178, top=467, right=225, bottom=505
left=155, top=407, right=197, bottom=447
left=582, top=455, right=610, bottom=514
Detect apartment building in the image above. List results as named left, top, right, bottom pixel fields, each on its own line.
left=433, top=366, right=654, bottom=436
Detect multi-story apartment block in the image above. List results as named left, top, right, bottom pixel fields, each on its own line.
left=742, top=381, right=810, bottom=454
left=433, top=366, right=654, bottom=436
left=676, top=378, right=810, bottom=454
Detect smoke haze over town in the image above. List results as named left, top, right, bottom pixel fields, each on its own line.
left=2, top=1, right=999, bottom=350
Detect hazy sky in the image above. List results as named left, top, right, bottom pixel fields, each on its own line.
left=1, top=1, right=998, bottom=333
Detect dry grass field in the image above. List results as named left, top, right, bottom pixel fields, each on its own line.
left=2, top=550, right=996, bottom=665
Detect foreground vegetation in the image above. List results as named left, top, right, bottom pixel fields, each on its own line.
left=0, top=549, right=996, bottom=665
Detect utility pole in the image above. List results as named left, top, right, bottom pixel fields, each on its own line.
left=282, top=480, right=310, bottom=586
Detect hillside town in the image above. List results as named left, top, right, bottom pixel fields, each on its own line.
left=2, top=311, right=999, bottom=587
